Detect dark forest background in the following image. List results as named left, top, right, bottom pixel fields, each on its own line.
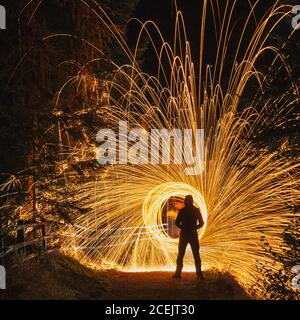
left=0, top=0, right=299, bottom=299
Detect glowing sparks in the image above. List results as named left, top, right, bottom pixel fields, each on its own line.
left=57, top=1, right=300, bottom=290
left=2, top=0, right=298, bottom=293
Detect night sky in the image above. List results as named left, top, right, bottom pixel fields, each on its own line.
left=129, top=0, right=297, bottom=76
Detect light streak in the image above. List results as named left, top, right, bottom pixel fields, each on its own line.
left=2, top=0, right=298, bottom=293
left=57, top=1, right=299, bottom=290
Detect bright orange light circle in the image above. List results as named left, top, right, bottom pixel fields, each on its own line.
left=142, top=182, right=208, bottom=248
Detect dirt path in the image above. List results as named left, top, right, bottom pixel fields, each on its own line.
left=1, top=254, right=251, bottom=300
left=103, top=270, right=250, bottom=300
left=103, top=271, right=199, bottom=300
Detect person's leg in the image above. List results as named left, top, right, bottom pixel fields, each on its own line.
left=190, top=234, right=203, bottom=279
left=174, top=234, right=188, bottom=277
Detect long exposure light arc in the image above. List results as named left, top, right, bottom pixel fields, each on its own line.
left=10, top=0, right=299, bottom=291
left=142, top=182, right=208, bottom=241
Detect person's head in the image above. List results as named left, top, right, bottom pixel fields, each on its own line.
left=184, top=195, right=193, bottom=207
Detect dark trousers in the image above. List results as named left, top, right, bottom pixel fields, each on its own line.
left=175, top=232, right=202, bottom=275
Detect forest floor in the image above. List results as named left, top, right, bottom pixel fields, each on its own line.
left=0, top=252, right=252, bottom=300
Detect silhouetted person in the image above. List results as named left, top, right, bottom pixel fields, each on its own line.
left=173, top=195, right=204, bottom=279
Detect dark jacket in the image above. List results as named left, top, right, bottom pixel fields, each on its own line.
left=175, top=205, right=204, bottom=234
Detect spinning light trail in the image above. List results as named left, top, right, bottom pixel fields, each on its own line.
left=4, top=0, right=299, bottom=292
left=58, top=1, right=300, bottom=290
left=58, top=0, right=300, bottom=288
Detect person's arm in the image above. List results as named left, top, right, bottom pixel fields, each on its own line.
left=175, top=210, right=183, bottom=229
left=196, top=208, right=204, bottom=229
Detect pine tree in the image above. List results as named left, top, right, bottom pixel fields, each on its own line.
left=0, top=0, right=143, bottom=233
